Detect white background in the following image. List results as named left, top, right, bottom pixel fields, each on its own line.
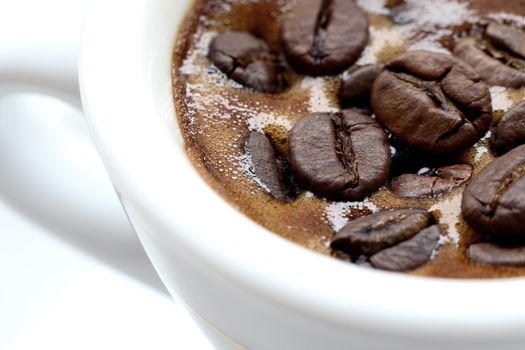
left=0, top=0, right=213, bottom=348
left=0, top=95, right=213, bottom=350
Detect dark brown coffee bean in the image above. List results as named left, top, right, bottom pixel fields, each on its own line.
left=281, top=0, right=368, bottom=76
left=339, top=64, right=384, bottom=108
left=371, top=51, right=492, bottom=154
left=490, top=100, right=525, bottom=154
left=369, top=225, right=441, bottom=271
left=462, top=144, right=525, bottom=240
left=454, top=23, right=525, bottom=88
left=468, top=242, right=525, bottom=267
left=245, top=132, right=296, bottom=201
left=391, top=164, right=472, bottom=198
left=391, top=175, right=435, bottom=198
left=437, top=164, right=473, bottom=181
left=331, top=208, right=430, bottom=258
left=289, top=110, right=391, bottom=201
left=208, top=31, right=286, bottom=93
left=486, top=22, right=525, bottom=59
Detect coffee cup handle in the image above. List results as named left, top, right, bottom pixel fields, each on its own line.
left=0, top=0, right=165, bottom=291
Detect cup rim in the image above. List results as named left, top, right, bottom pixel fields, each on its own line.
left=79, top=0, right=525, bottom=340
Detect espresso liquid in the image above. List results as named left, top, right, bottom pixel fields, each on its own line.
left=173, top=0, right=525, bottom=278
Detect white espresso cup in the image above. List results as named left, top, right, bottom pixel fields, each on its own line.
left=3, top=0, right=525, bottom=349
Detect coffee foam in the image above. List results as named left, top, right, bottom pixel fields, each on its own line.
left=300, top=77, right=339, bottom=113
left=357, top=25, right=406, bottom=65
left=356, top=0, right=388, bottom=16
left=429, top=193, right=462, bottom=245
left=490, top=86, right=515, bottom=111
left=486, top=12, right=525, bottom=27
left=358, top=0, right=475, bottom=58
left=474, top=132, right=491, bottom=163
left=325, top=200, right=379, bottom=232
left=247, top=113, right=293, bottom=132
left=174, top=0, right=525, bottom=277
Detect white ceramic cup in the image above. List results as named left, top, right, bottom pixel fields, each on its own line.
left=4, top=0, right=525, bottom=349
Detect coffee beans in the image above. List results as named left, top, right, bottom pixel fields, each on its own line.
left=371, top=51, right=492, bottom=154
left=369, top=225, right=441, bottom=271
left=200, top=6, right=525, bottom=275
left=462, top=144, right=525, bottom=240
left=490, top=101, right=525, bottom=154
left=454, top=23, right=525, bottom=88
left=178, top=0, right=525, bottom=279
left=246, top=111, right=391, bottom=202
left=331, top=208, right=430, bottom=258
left=331, top=209, right=441, bottom=271
left=245, top=132, right=296, bottom=201
left=281, top=0, right=368, bottom=76
left=391, top=164, right=472, bottom=198
left=486, top=22, right=525, bottom=58
left=339, top=64, right=384, bottom=108
left=208, top=31, right=286, bottom=92
left=289, top=110, right=391, bottom=201
left=468, top=242, right=525, bottom=267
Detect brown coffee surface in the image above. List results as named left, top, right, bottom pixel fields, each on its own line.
left=172, top=0, right=525, bottom=278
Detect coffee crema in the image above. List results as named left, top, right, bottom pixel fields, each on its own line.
left=172, top=0, right=525, bottom=278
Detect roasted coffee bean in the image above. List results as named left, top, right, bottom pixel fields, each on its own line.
left=369, top=225, right=441, bottom=271
left=486, top=22, right=525, bottom=58
left=245, top=132, right=296, bottom=201
left=462, top=144, right=525, bottom=240
left=437, top=164, right=473, bottom=181
left=289, top=110, right=391, bottom=201
left=331, top=208, right=430, bottom=258
left=208, top=31, right=286, bottom=93
left=339, top=64, right=384, bottom=108
left=454, top=23, right=525, bottom=88
left=468, top=242, right=525, bottom=267
left=490, top=100, right=525, bottom=154
left=391, top=164, right=472, bottom=198
left=281, top=0, right=369, bottom=76
left=371, top=51, right=492, bottom=154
